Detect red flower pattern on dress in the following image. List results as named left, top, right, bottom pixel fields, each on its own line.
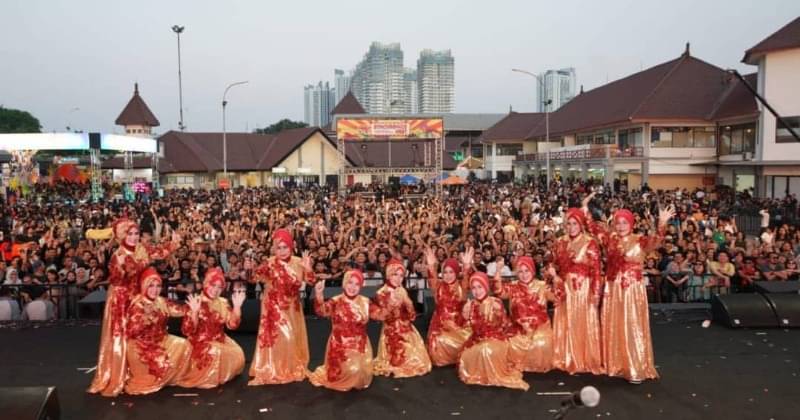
left=316, top=297, right=368, bottom=382
left=429, top=281, right=467, bottom=342
left=464, top=297, right=511, bottom=349
left=374, top=288, right=415, bottom=367
left=127, top=300, right=172, bottom=380
left=256, top=260, right=302, bottom=348
left=506, top=283, right=549, bottom=333
left=183, top=301, right=227, bottom=370
left=588, top=219, right=664, bottom=289
left=553, top=235, right=602, bottom=295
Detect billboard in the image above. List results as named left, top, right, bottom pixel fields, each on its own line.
left=337, top=118, right=443, bottom=140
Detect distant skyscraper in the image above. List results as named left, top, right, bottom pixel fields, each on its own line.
left=402, top=69, right=418, bottom=114
left=537, top=68, right=576, bottom=112
left=303, top=81, right=336, bottom=127
left=334, top=69, right=351, bottom=105
left=350, top=42, right=405, bottom=114
left=417, top=49, right=455, bottom=113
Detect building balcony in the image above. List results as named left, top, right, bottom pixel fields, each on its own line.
left=515, top=144, right=644, bottom=163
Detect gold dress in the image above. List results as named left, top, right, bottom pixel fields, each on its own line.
left=124, top=294, right=191, bottom=395
left=493, top=279, right=554, bottom=373
left=308, top=294, right=377, bottom=391
left=426, top=269, right=472, bottom=367
left=458, top=296, right=530, bottom=391
left=88, top=222, right=178, bottom=397
left=177, top=295, right=245, bottom=388
left=551, top=232, right=604, bottom=375
left=589, top=220, right=662, bottom=381
left=371, top=284, right=432, bottom=377
left=248, top=256, right=313, bottom=385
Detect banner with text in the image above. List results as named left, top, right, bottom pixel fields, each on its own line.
left=337, top=118, right=443, bottom=140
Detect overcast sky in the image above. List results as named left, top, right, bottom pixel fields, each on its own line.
left=1, top=0, right=798, bottom=134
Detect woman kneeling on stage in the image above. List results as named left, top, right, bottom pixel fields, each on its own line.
left=309, top=270, right=385, bottom=391
left=124, top=268, right=191, bottom=395
left=178, top=268, right=246, bottom=388
left=458, top=272, right=529, bottom=391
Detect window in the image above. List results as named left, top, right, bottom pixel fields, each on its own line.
left=496, top=144, right=523, bottom=156
left=718, top=123, right=755, bottom=155
left=776, top=116, right=800, bottom=143
left=471, top=145, right=484, bottom=158
left=618, top=128, right=643, bottom=149
left=577, top=134, right=593, bottom=145
left=651, top=126, right=716, bottom=147
left=593, top=131, right=614, bottom=145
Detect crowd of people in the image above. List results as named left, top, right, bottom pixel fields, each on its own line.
left=1, top=178, right=799, bottom=394
left=2, top=179, right=799, bottom=323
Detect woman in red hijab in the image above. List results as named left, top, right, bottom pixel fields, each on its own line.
left=424, top=247, right=472, bottom=367
left=124, top=268, right=191, bottom=395
left=546, top=208, right=603, bottom=375
left=458, top=271, right=529, bottom=391
left=249, top=228, right=316, bottom=385
left=492, top=255, right=555, bottom=373
left=88, top=218, right=181, bottom=397
left=583, top=193, right=674, bottom=383
left=178, top=267, right=246, bottom=388
left=309, top=270, right=383, bottom=391
left=371, top=258, right=431, bottom=378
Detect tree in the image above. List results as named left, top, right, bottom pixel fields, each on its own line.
left=254, top=119, right=308, bottom=134
left=0, top=106, right=42, bottom=133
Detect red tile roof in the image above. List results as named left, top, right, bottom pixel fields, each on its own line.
left=331, top=91, right=366, bottom=115
left=479, top=112, right=546, bottom=143
left=115, top=83, right=160, bottom=127
left=743, top=16, right=800, bottom=64
left=710, top=73, right=759, bottom=121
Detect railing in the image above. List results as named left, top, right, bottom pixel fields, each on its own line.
left=517, top=145, right=645, bottom=163
left=0, top=275, right=750, bottom=321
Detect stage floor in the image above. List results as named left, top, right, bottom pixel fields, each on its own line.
left=1, top=309, right=798, bottom=420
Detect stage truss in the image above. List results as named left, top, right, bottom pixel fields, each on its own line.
left=336, top=116, right=444, bottom=197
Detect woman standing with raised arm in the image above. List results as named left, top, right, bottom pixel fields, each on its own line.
left=372, top=258, right=432, bottom=377
left=248, top=228, right=316, bottom=385
left=88, top=218, right=180, bottom=397
left=547, top=208, right=604, bottom=375
left=178, top=267, right=246, bottom=388
left=424, top=247, right=472, bottom=367
left=492, top=256, right=555, bottom=373
left=583, top=192, right=674, bottom=383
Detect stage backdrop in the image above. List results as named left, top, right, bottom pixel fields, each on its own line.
left=336, top=118, right=443, bottom=140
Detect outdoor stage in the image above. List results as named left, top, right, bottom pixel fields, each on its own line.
left=1, top=307, right=798, bottom=420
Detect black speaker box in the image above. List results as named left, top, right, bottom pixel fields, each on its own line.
left=755, top=281, right=800, bottom=294
left=761, top=293, right=800, bottom=328
left=0, top=387, right=60, bottom=420
left=711, top=293, right=778, bottom=328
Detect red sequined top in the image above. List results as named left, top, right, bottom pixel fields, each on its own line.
left=553, top=233, right=602, bottom=297
left=372, top=285, right=416, bottom=367
left=492, top=279, right=551, bottom=333
left=463, top=296, right=511, bottom=348
left=427, top=269, right=468, bottom=339
left=314, top=294, right=378, bottom=382
left=587, top=220, right=664, bottom=288
left=126, top=296, right=187, bottom=379
left=181, top=296, right=241, bottom=370
left=254, top=256, right=310, bottom=348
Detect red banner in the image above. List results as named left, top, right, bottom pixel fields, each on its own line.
left=337, top=118, right=443, bottom=140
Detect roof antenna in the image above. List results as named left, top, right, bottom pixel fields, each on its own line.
left=580, top=85, right=584, bottom=94
left=684, top=42, right=690, bottom=56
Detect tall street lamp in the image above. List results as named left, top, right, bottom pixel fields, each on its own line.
left=512, top=68, right=553, bottom=189
left=172, top=25, right=186, bottom=131
left=222, top=81, right=249, bottom=178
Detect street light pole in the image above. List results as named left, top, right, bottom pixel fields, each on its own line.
left=222, top=81, right=249, bottom=179
left=512, top=68, right=551, bottom=189
left=172, top=25, right=186, bottom=131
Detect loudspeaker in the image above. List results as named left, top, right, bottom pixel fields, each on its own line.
left=761, top=293, right=800, bottom=328
left=755, top=281, right=800, bottom=294
left=89, top=132, right=101, bottom=149
left=711, top=293, right=778, bottom=328
left=0, top=386, right=60, bottom=420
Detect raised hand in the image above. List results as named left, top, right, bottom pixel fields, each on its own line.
left=424, top=247, right=437, bottom=270
left=658, top=204, right=676, bottom=227
left=581, top=192, right=597, bottom=213
left=301, top=251, right=313, bottom=273
left=460, top=246, right=474, bottom=270
left=186, top=294, right=202, bottom=314
left=231, top=289, right=246, bottom=308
